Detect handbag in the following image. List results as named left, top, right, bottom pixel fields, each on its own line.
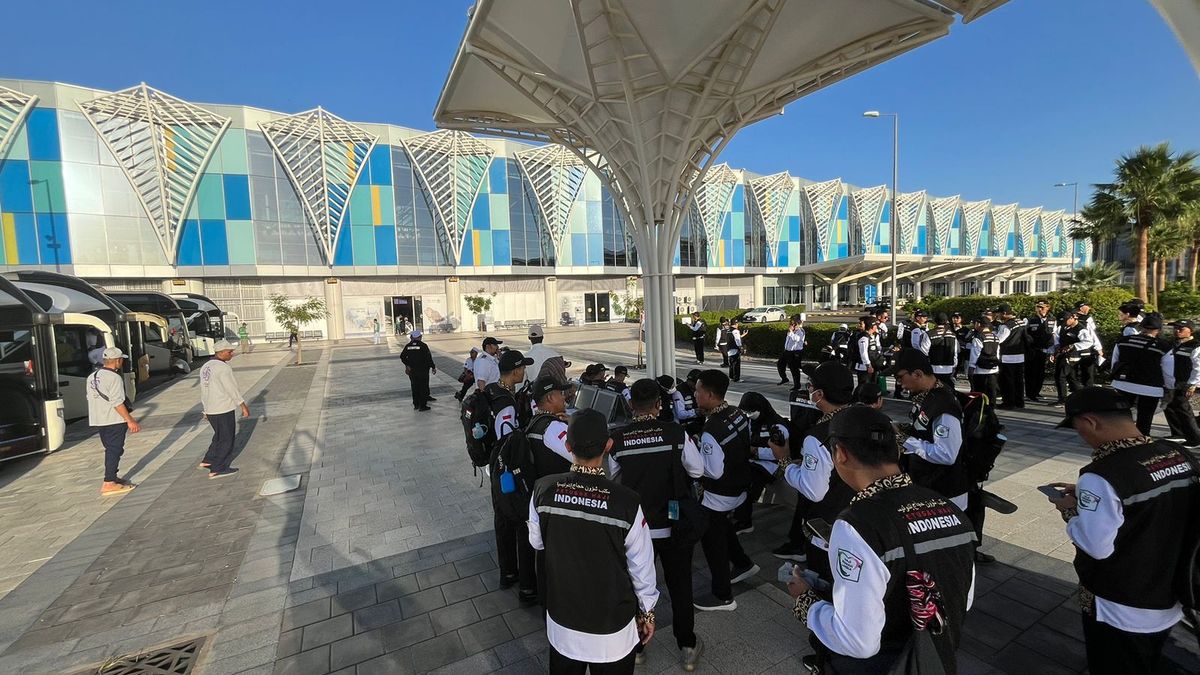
left=886, top=526, right=948, bottom=675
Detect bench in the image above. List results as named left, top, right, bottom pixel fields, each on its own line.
left=264, top=330, right=323, bottom=342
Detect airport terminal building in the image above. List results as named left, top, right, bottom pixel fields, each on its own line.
left=0, top=79, right=1088, bottom=338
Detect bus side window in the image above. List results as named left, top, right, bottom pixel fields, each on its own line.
left=56, top=327, right=94, bottom=377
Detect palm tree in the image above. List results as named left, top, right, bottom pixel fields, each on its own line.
left=1068, top=262, right=1122, bottom=291
left=1179, top=202, right=1200, bottom=291
left=1147, top=219, right=1189, bottom=306
left=1074, top=193, right=1127, bottom=263
left=1093, top=143, right=1200, bottom=302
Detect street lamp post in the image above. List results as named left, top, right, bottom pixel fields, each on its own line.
left=1054, top=181, right=1081, bottom=261
left=864, top=110, right=898, bottom=326
left=30, top=179, right=62, bottom=273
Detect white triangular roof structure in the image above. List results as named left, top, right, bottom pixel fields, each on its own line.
left=515, top=144, right=586, bottom=252
left=850, top=185, right=887, bottom=255
left=749, top=171, right=794, bottom=263
left=1016, top=207, right=1042, bottom=257
left=1040, top=209, right=1065, bottom=256
left=401, top=130, right=495, bottom=265
left=802, top=179, right=843, bottom=261
left=0, top=85, right=37, bottom=160
left=259, top=107, right=378, bottom=264
left=895, top=190, right=927, bottom=254
left=1151, top=0, right=1200, bottom=74
left=989, top=203, right=1018, bottom=254
left=961, top=199, right=991, bottom=255
left=78, top=83, right=231, bottom=263
left=927, top=195, right=960, bottom=255
left=694, top=164, right=741, bottom=260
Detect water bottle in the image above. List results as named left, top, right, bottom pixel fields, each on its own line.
left=499, top=471, right=517, bottom=494
left=777, top=562, right=797, bottom=584
left=472, top=422, right=486, bottom=440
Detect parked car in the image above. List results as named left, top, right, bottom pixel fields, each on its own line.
left=866, top=296, right=892, bottom=312
left=742, top=306, right=787, bottom=323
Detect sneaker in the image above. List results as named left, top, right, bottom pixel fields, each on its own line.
left=417, top=406, right=431, bottom=412
left=771, top=542, right=807, bottom=562
left=682, top=636, right=704, bottom=672
left=208, top=468, right=240, bottom=479
left=427, top=396, right=437, bottom=401
left=635, top=651, right=646, bottom=666
left=730, top=562, right=760, bottom=584
left=802, top=654, right=824, bottom=674
left=1165, top=437, right=1187, bottom=443
left=973, top=550, right=996, bottom=564
left=734, top=523, right=754, bottom=535
left=499, top=573, right=518, bottom=589
left=693, top=595, right=737, bottom=612
left=518, top=589, right=538, bottom=606
left=100, top=481, right=135, bottom=496
left=778, top=379, right=789, bottom=386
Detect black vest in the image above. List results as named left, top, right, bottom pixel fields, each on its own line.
left=849, top=332, right=881, bottom=367
left=1058, top=323, right=1092, bottom=358
left=485, top=383, right=519, bottom=436
left=700, top=406, right=752, bottom=498
left=802, top=415, right=856, bottom=524
left=904, top=386, right=971, bottom=498
left=839, top=481, right=975, bottom=672
left=610, top=419, right=689, bottom=532
left=974, top=331, right=1000, bottom=369
left=1173, top=339, right=1200, bottom=387
left=1112, top=333, right=1170, bottom=388
left=999, top=319, right=1026, bottom=356
left=953, top=326, right=973, bottom=350
left=716, top=328, right=731, bottom=348
left=928, top=328, right=957, bottom=367
left=531, top=471, right=644, bottom=634
left=1026, top=314, right=1055, bottom=349
left=527, top=416, right=570, bottom=479
left=1074, top=440, right=1199, bottom=609
left=676, top=382, right=705, bottom=434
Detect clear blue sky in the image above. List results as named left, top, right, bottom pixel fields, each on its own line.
left=5, top=0, right=1197, bottom=211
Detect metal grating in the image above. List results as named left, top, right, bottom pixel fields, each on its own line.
left=92, top=636, right=205, bottom=675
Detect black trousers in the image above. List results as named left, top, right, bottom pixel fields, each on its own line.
left=718, top=345, right=729, bottom=367
left=733, top=464, right=772, bottom=528
left=998, top=361, right=1025, bottom=408
left=1163, top=388, right=1200, bottom=444
left=494, top=513, right=536, bottom=592
left=652, top=536, right=696, bottom=650
left=727, top=353, right=741, bottom=382
left=1116, top=389, right=1160, bottom=436
left=699, top=505, right=752, bottom=601
left=1024, top=351, right=1048, bottom=399
left=782, top=351, right=803, bottom=385
left=957, top=349, right=970, bottom=377
left=1081, top=612, right=1171, bottom=675
left=693, top=338, right=705, bottom=363
left=965, top=483, right=986, bottom=549
left=1054, top=358, right=1082, bottom=401
left=98, top=423, right=127, bottom=482
left=409, top=370, right=430, bottom=408
left=1079, top=356, right=1098, bottom=387
left=970, top=373, right=1000, bottom=405
left=202, top=410, right=237, bottom=472
left=856, top=369, right=873, bottom=387
left=549, top=645, right=636, bottom=674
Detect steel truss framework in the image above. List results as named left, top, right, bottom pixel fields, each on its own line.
left=402, top=130, right=495, bottom=265
left=749, top=171, right=794, bottom=263
left=927, top=195, right=960, bottom=255
left=1040, top=209, right=1065, bottom=256
left=850, top=186, right=887, bottom=255
left=989, top=203, right=1017, bottom=254
left=895, top=190, right=927, bottom=254
left=802, top=178, right=843, bottom=261
left=258, top=108, right=377, bottom=264
left=515, top=144, right=586, bottom=253
left=960, top=199, right=991, bottom=255
left=1016, top=206, right=1042, bottom=257
left=694, top=163, right=740, bottom=265
left=78, top=84, right=231, bottom=263
left=0, top=86, right=37, bottom=160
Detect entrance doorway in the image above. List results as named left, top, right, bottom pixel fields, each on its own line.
left=583, top=292, right=611, bottom=323
left=386, top=296, right=423, bottom=335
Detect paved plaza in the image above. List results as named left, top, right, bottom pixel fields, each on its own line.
left=0, top=326, right=1195, bottom=674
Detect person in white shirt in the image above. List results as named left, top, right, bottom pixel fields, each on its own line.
left=473, top=336, right=503, bottom=390
left=88, top=348, right=140, bottom=496
left=777, top=316, right=806, bottom=388
left=526, top=325, right=568, bottom=386
left=199, top=340, right=250, bottom=479
left=726, top=321, right=744, bottom=382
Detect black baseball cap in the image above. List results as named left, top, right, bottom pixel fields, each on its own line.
left=482, top=336, right=503, bottom=348
left=532, top=375, right=571, bottom=401
left=655, top=374, right=677, bottom=393
left=914, top=309, right=929, bottom=319
left=934, top=312, right=949, bottom=325
left=583, top=363, right=608, bottom=377
left=567, top=408, right=609, bottom=451
left=686, top=368, right=702, bottom=381
left=498, top=349, right=534, bottom=372
left=1056, top=386, right=1132, bottom=428
left=1171, top=319, right=1195, bottom=330
left=1140, top=313, right=1164, bottom=330
left=1035, top=300, right=1051, bottom=308
left=1074, top=301, right=1091, bottom=310
left=973, top=315, right=992, bottom=325
left=807, top=361, right=855, bottom=399
left=1059, top=310, right=1078, bottom=321
left=614, top=365, right=629, bottom=376
left=886, top=350, right=934, bottom=376
left=829, top=405, right=897, bottom=444
left=950, top=312, right=962, bottom=319
left=994, top=303, right=1012, bottom=314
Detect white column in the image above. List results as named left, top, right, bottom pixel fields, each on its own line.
left=829, top=282, right=839, bottom=310
left=914, top=279, right=923, bottom=301
left=544, top=277, right=558, bottom=327
left=445, top=278, right=462, bottom=331
left=694, top=275, right=705, bottom=312
left=162, top=279, right=204, bottom=294
left=324, top=278, right=345, bottom=340
left=752, top=274, right=765, bottom=307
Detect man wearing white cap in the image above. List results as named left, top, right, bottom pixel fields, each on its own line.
left=88, top=347, right=139, bottom=496
left=199, top=340, right=250, bottom=479
left=526, top=325, right=567, bottom=386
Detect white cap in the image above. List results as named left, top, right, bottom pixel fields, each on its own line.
left=101, top=347, right=128, bottom=360
left=528, top=325, right=544, bottom=338
left=214, top=339, right=236, bottom=352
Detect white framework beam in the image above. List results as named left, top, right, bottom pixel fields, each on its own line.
left=259, top=107, right=378, bottom=265
left=749, top=171, right=793, bottom=264
left=927, top=195, right=959, bottom=255
left=515, top=144, right=586, bottom=254
left=850, top=185, right=887, bottom=255
left=401, top=130, right=495, bottom=265
left=0, top=86, right=37, bottom=160
left=694, top=163, right=740, bottom=265
left=802, top=178, right=844, bottom=262
left=1040, top=209, right=1065, bottom=257
left=960, top=199, right=990, bottom=256
left=989, top=202, right=1018, bottom=254
left=1016, top=206, right=1042, bottom=257
left=895, top=189, right=927, bottom=254
left=78, top=83, right=231, bottom=264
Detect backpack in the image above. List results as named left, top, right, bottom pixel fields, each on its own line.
left=489, top=413, right=555, bottom=523
left=955, top=390, right=1005, bottom=482
left=461, top=389, right=496, bottom=467
left=1173, top=445, right=1200, bottom=646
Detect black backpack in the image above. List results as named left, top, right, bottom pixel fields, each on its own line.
left=1173, top=445, right=1200, bottom=647
left=955, top=390, right=1005, bottom=482
left=461, top=388, right=503, bottom=468
left=489, top=413, right=555, bottom=522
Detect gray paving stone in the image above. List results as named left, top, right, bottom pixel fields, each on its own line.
left=429, top=649, right=503, bottom=675
left=353, top=600, right=403, bottom=632
left=381, top=615, right=436, bottom=651
left=357, top=648, right=415, bottom=675
left=275, top=628, right=302, bottom=659
left=501, top=606, right=544, bottom=638
left=1013, top=623, right=1088, bottom=668
left=330, top=584, right=377, bottom=615
left=472, top=589, right=520, bottom=620
left=430, top=600, right=481, bottom=635
left=301, top=613, right=353, bottom=651
left=441, top=575, right=488, bottom=605
left=329, top=628, right=385, bottom=671
left=416, top=563, right=460, bottom=590
left=410, top=632, right=468, bottom=673
left=376, top=574, right=421, bottom=602
left=273, top=644, right=330, bottom=675
left=205, top=643, right=279, bottom=675
left=280, top=597, right=331, bottom=632
left=399, top=587, right=446, bottom=618
left=458, top=615, right=513, bottom=655
left=453, top=553, right=497, bottom=578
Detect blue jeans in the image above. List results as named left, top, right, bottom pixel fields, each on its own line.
left=97, top=423, right=127, bottom=482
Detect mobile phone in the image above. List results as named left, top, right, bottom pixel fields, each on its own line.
left=1037, top=485, right=1065, bottom=500
left=804, top=518, right=833, bottom=544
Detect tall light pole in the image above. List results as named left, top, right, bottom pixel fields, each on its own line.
left=864, top=110, right=898, bottom=326
left=1055, top=181, right=1081, bottom=261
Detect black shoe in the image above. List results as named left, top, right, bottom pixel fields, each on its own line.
left=693, top=595, right=737, bottom=612
left=518, top=589, right=538, bottom=606
left=778, top=379, right=789, bottom=386
left=499, top=573, right=518, bottom=589
left=1027, top=396, right=1042, bottom=403
left=427, top=396, right=437, bottom=401
left=730, top=562, right=760, bottom=584
left=974, top=550, right=996, bottom=564
left=417, top=406, right=431, bottom=412
left=1052, top=400, right=1066, bottom=407
left=771, top=542, right=807, bottom=562
left=802, top=654, right=824, bottom=674
left=208, top=468, right=239, bottom=479
left=733, top=521, right=754, bottom=535
left=453, top=392, right=463, bottom=401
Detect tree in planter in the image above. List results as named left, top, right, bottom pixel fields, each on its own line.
left=610, top=286, right=644, bottom=322
left=464, top=290, right=496, bottom=331
left=268, top=294, right=329, bottom=365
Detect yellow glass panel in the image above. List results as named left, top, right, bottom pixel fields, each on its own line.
left=164, top=127, right=177, bottom=172
left=472, top=230, right=482, bottom=266
left=371, top=186, right=381, bottom=226
left=2, top=213, right=17, bottom=264
left=718, top=240, right=725, bottom=266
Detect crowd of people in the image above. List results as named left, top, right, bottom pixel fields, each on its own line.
left=437, top=311, right=1198, bottom=675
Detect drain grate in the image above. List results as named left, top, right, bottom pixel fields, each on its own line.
left=93, top=637, right=205, bottom=675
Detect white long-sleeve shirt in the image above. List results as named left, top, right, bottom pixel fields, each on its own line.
left=784, top=434, right=835, bottom=503
left=1165, top=341, right=1200, bottom=389
left=1053, top=327, right=1096, bottom=356
left=728, top=329, right=744, bottom=356
left=784, top=328, right=806, bottom=352
left=1065, top=473, right=1183, bottom=633
left=855, top=335, right=873, bottom=372
left=967, top=337, right=999, bottom=375
left=199, top=359, right=244, bottom=415
left=671, top=390, right=698, bottom=421
left=806, top=519, right=975, bottom=659
left=698, top=429, right=747, bottom=511
left=909, top=325, right=930, bottom=355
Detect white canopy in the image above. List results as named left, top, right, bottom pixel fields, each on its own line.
left=1151, top=0, right=1200, bottom=74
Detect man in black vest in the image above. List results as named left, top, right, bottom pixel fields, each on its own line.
left=829, top=323, right=852, bottom=365
left=715, top=318, right=731, bottom=367
left=968, top=316, right=1001, bottom=404
left=994, top=303, right=1028, bottom=409
left=672, top=369, right=704, bottom=436
left=850, top=317, right=881, bottom=387
left=488, top=350, right=537, bottom=601
left=890, top=351, right=971, bottom=510
left=529, top=409, right=658, bottom=673
left=610, top=379, right=705, bottom=671
left=1048, top=387, right=1199, bottom=675
left=928, top=313, right=959, bottom=389
left=1051, top=311, right=1093, bottom=405
left=1109, top=312, right=1172, bottom=436
left=689, top=312, right=706, bottom=364
left=951, top=312, right=972, bottom=379
left=399, top=329, right=436, bottom=411
left=530, top=375, right=574, bottom=477
left=1024, top=300, right=1055, bottom=403
left=691, top=369, right=758, bottom=611
left=1076, top=301, right=1101, bottom=386
left=1164, top=319, right=1200, bottom=446
left=787, top=405, right=976, bottom=673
